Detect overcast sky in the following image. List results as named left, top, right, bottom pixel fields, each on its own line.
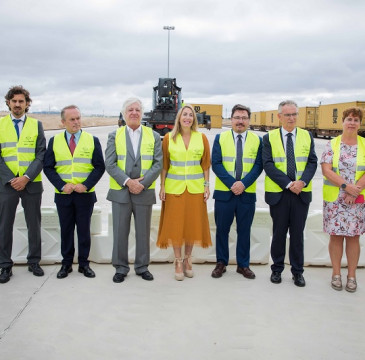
left=1, top=0, right=364, bottom=116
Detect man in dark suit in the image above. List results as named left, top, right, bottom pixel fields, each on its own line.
left=263, top=100, right=317, bottom=287
left=211, top=104, right=263, bottom=279
left=43, top=105, right=105, bottom=279
left=105, top=98, right=162, bottom=283
left=0, top=86, right=46, bottom=283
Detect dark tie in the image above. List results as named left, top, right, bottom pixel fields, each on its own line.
left=69, top=134, right=76, bottom=155
left=286, top=133, right=296, bottom=181
left=236, top=134, right=243, bottom=180
left=13, top=119, right=21, bottom=140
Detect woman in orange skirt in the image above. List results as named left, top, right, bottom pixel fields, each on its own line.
left=157, top=104, right=212, bottom=280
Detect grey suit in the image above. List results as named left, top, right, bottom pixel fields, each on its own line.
left=0, top=116, right=46, bottom=267
left=105, top=126, right=162, bottom=275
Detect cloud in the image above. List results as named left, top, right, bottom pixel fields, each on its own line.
left=1, top=0, right=364, bottom=115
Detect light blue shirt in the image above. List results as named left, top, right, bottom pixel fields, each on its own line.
left=65, top=130, right=81, bottom=145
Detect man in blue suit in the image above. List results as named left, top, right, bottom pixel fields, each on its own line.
left=211, top=104, right=263, bottom=279
left=44, top=105, right=105, bottom=279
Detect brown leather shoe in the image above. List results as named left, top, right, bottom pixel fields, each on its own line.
left=237, top=266, right=256, bottom=279
left=211, top=262, right=226, bottom=278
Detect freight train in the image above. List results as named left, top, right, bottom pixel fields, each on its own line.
left=250, top=101, right=365, bottom=138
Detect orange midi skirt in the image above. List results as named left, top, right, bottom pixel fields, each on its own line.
left=157, top=189, right=212, bottom=249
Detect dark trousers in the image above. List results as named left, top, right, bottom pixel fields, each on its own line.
left=0, top=189, right=42, bottom=268
left=214, top=197, right=255, bottom=268
left=56, top=199, right=94, bottom=267
left=269, top=190, right=309, bottom=275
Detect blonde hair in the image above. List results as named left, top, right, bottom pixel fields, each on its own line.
left=170, top=104, right=198, bottom=142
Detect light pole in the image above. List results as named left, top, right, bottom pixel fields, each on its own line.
left=163, top=26, right=175, bottom=78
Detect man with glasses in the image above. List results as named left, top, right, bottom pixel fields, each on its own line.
left=263, top=100, right=317, bottom=287
left=211, top=104, right=263, bottom=279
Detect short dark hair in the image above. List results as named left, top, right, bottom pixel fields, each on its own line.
left=231, top=104, right=251, bottom=119
left=61, top=105, right=81, bottom=120
left=5, top=85, right=32, bottom=113
left=342, top=107, right=363, bottom=123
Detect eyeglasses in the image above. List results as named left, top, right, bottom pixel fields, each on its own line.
left=232, top=116, right=249, bottom=121
left=282, top=113, right=298, bottom=118
left=344, top=117, right=360, bottom=123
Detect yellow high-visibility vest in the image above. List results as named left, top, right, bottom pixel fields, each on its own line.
left=214, top=130, right=260, bottom=193
left=0, top=114, right=41, bottom=181
left=54, top=131, right=95, bottom=193
left=264, top=127, right=312, bottom=192
left=165, top=131, right=204, bottom=194
left=323, top=135, right=365, bottom=202
left=109, top=126, right=156, bottom=190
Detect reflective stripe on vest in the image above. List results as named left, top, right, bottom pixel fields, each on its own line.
left=165, top=131, right=204, bottom=194
left=0, top=115, right=41, bottom=181
left=214, top=130, right=260, bottom=193
left=54, top=131, right=95, bottom=193
left=264, top=127, right=312, bottom=192
left=109, top=126, right=156, bottom=190
left=323, top=135, right=365, bottom=202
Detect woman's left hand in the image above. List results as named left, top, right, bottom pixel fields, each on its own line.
left=204, top=187, right=210, bottom=202
left=344, top=193, right=356, bottom=205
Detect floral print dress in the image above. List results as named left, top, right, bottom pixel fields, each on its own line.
left=320, top=141, right=365, bottom=236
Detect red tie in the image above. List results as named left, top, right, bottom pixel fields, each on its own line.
left=69, top=134, right=76, bottom=155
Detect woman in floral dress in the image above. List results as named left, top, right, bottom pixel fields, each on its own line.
left=321, top=107, right=365, bottom=292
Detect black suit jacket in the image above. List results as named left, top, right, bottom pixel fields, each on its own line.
left=43, top=131, right=105, bottom=205
left=262, top=127, right=317, bottom=206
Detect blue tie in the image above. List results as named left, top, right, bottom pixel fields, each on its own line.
left=13, top=119, right=21, bottom=140
left=236, top=134, right=243, bottom=180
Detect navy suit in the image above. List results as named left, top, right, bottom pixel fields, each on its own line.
left=212, top=131, right=263, bottom=267
left=262, top=128, right=317, bottom=274
left=43, top=131, right=105, bottom=266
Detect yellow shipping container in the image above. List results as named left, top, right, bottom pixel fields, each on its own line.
left=250, top=111, right=266, bottom=131
left=191, top=103, right=223, bottom=128
left=210, top=115, right=222, bottom=128
left=191, top=104, right=223, bottom=116
left=297, top=107, right=318, bottom=129
left=317, top=101, right=365, bottom=137
left=265, top=110, right=279, bottom=129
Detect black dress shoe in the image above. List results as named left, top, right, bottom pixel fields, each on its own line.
left=113, top=273, right=126, bottom=283
left=78, top=265, right=95, bottom=278
left=270, top=271, right=282, bottom=284
left=292, top=273, right=306, bottom=287
left=57, top=265, right=73, bottom=279
left=138, top=270, right=154, bottom=281
left=28, top=263, right=44, bottom=277
left=0, top=267, right=12, bottom=284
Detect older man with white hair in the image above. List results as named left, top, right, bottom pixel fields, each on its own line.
left=105, top=98, right=162, bottom=283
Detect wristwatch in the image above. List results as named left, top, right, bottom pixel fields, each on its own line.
left=341, top=183, right=347, bottom=189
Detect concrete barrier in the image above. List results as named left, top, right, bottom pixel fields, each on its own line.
left=11, top=206, right=365, bottom=267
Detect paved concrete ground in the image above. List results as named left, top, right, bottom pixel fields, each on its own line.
left=1, top=125, right=364, bottom=359
left=1, top=264, right=364, bottom=360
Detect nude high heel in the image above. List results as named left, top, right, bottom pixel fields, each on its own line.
left=183, top=255, right=194, bottom=278
left=174, top=258, right=184, bottom=281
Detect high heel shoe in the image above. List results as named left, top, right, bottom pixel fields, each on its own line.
left=183, top=255, right=194, bottom=278
left=174, top=258, right=184, bottom=281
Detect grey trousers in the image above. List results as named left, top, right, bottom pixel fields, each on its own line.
left=111, top=201, right=152, bottom=275
left=0, top=190, right=42, bottom=268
